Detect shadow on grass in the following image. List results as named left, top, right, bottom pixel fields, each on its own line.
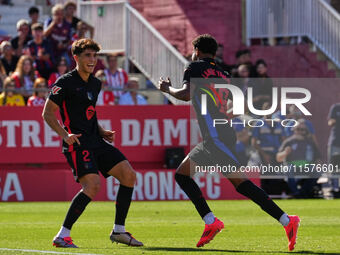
left=142, top=247, right=340, bottom=255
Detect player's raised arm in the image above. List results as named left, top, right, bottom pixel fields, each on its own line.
left=157, top=77, right=191, bottom=101
left=42, top=98, right=81, bottom=145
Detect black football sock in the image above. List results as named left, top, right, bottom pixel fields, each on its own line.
left=236, top=180, right=285, bottom=221
left=115, top=184, right=134, bottom=226
left=175, top=173, right=211, bottom=218
left=63, top=191, right=91, bottom=230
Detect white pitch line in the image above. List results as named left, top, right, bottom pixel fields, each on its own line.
left=0, top=248, right=104, bottom=255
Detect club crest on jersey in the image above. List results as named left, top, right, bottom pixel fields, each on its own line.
left=87, top=91, right=94, bottom=101
left=86, top=105, right=95, bottom=120
left=52, top=86, right=62, bottom=95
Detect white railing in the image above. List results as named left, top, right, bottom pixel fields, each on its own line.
left=78, top=0, right=188, bottom=104
left=246, top=0, right=340, bottom=68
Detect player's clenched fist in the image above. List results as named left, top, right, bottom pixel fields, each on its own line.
left=157, top=77, right=171, bottom=93
left=63, top=133, right=82, bottom=145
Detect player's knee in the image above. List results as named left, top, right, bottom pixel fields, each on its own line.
left=121, top=169, right=136, bottom=186
left=126, top=170, right=136, bottom=184
left=84, top=182, right=101, bottom=197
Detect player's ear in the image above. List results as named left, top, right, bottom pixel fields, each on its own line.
left=73, top=54, right=78, bottom=63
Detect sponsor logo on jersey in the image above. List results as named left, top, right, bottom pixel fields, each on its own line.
left=52, top=86, right=62, bottom=95
left=86, top=105, right=96, bottom=120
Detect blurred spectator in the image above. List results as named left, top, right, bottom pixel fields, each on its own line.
left=119, top=77, right=148, bottom=105
left=215, top=44, right=231, bottom=73
left=72, top=21, right=91, bottom=42
left=28, top=6, right=40, bottom=35
left=232, top=49, right=256, bottom=77
left=0, top=77, right=25, bottom=106
left=0, top=41, right=18, bottom=75
left=251, top=59, right=273, bottom=110
left=0, top=60, right=6, bottom=88
left=48, top=57, right=68, bottom=88
left=277, top=120, right=321, bottom=198
left=95, top=69, right=115, bottom=106
left=233, top=120, right=251, bottom=166
left=104, top=53, right=128, bottom=100
left=10, top=19, right=32, bottom=56
left=11, top=55, right=39, bottom=99
left=64, top=1, right=94, bottom=38
left=251, top=102, right=285, bottom=165
left=27, top=77, right=47, bottom=106
left=27, top=23, right=53, bottom=79
left=284, top=105, right=318, bottom=146
left=234, top=64, right=250, bottom=94
left=327, top=102, right=340, bottom=196
left=44, top=4, right=72, bottom=65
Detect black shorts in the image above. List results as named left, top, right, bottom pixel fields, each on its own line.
left=189, top=139, right=241, bottom=173
left=64, top=142, right=127, bottom=182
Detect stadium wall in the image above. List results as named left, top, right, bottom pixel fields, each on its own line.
left=0, top=169, right=260, bottom=201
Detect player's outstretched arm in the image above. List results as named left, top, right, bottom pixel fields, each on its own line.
left=157, top=77, right=191, bottom=101
left=42, top=99, right=81, bottom=145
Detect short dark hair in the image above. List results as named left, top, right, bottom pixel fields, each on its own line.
left=28, top=6, right=39, bottom=15
left=64, top=1, right=77, bottom=9
left=255, top=59, right=267, bottom=67
left=31, top=23, right=43, bottom=31
left=71, top=38, right=101, bottom=56
left=235, top=49, right=251, bottom=59
left=192, top=34, right=218, bottom=56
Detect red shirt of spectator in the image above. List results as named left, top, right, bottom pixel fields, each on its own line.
left=27, top=96, right=46, bottom=106
left=95, top=70, right=115, bottom=106
left=48, top=57, right=68, bottom=88
left=27, top=77, right=47, bottom=106
left=104, top=54, right=128, bottom=98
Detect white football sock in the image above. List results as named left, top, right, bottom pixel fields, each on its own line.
left=279, top=213, right=290, bottom=227
left=114, top=224, right=126, bottom=233
left=203, top=212, right=215, bottom=225
left=56, top=226, right=70, bottom=238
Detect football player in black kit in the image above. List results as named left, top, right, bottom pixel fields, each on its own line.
left=42, top=38, right=143, bottom=248
left=157, top=34, right=300, bottom=250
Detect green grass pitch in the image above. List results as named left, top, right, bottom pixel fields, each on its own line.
left=0, top=200, right=340, bottom=255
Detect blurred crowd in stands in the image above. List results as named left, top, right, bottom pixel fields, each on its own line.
left=0, top=1, right=148, bottom=106
left=213, top=45, right=340, bottom=199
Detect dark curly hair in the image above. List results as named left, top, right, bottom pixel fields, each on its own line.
left=192, top=34, right=218, bottom=56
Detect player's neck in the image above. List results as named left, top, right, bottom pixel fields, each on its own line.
left=198, top=54, right=214, bottom=60
left=76, top=67, right=90, bottom=82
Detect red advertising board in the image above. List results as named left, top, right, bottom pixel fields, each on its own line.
left=0, top=169, right=260, bottom=202
left=0, top=106, right=193, bottom=164
left=0, top=106, right=260, bottom=201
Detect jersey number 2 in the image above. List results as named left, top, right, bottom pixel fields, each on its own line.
left=82, top=150, right=90, bottom=162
